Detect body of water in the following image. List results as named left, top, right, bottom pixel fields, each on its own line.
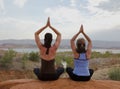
left=0, top=48, right=120, bottom=54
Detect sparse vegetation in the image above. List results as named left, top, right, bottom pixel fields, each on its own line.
left=56, top=52, right=73, bottom=67
left=108, top=67, right=120, bottom=81
left=28, top=51, right=39, bottom=62
left=0, top=49, right=120, bottom=81
left=91, top=51, right=114, bottom=58
left=0, top=49, right=16, bottom=68
left=21, top=53, right=28, bottom=69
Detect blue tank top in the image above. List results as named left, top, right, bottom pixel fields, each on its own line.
left=73, top=53, right=90, bottom=76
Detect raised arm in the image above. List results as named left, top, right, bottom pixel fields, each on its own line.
left=81, top=25, right=92, bottom=59
left=48, top=17, right=61, bottom=49
left=70, top=26, right=81, bottom=54
left=34, top=21, right=48, bottom=50
left=80, top=25, right=91, bottom=43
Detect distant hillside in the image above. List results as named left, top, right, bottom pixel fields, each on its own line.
left=0, top=39, right=36, bottom=48
left=0, top=39, right=120, bottom=49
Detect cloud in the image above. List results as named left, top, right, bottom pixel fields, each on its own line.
left=88, top=0, right=109, bottom=6
left=44, top=5, right=120, bottom=29
left=0, top=17, right=58, bottom=40
left=70, top=0, right=76, bottom=7
left=0, top=17, right=38, bottom=39
left=45, top=6, right=84, bottom=24
left=44, top=6, right=85, bottom=38
left=92, top=24, right=120, bottom=41
left=86, top=0, right=120, bottom=13
left=0, top=0, right=120, bottom=41
left=75, top=0, right=120, bottom=30
left=60, top=0, right=77, bottom=7
left=0, top=0, right=5, bottom=11
left=86, top=0, right=109, bottom=14
left=60, top=0, right=64, bottom=2
left=97, top=0, right=120, bottom=12
left=44, top=1, right=120, bottom=40
left=13, top=0, right=28, bottom=8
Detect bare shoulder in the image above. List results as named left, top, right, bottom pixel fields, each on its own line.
left=85, top=52, right=91, bottom=60
left=73, top=51, right=79, bottom=59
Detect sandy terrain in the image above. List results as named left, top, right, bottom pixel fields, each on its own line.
left=0, top=78, right=120, bottom=89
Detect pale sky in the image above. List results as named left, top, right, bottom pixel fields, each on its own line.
left=0, top=0, right=120, bottom=41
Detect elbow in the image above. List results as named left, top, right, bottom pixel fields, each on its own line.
left=59, top=34, right=61, bottom=39
left=88, top=40, right=92, bottom=44
left=34, top=32, right=38, bottom=36
left=58, top=33, right=61, bottom=38
left=59, top=33, right=61, bottom=37
left=90, top=41, right=92, bottom=45
left=34, top=32, right=39, bottom=39
left=70, top=39, right=74, bottom=45
left=70, top=38, right=74, bottom=42
left=56, top=33, right=61, bottom=40
left=58, top=32, right=61, bottom=36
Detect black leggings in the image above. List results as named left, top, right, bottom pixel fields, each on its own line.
left=33, top=67, right=64, bottom=81
left=66, top=67, right=94, bottom=81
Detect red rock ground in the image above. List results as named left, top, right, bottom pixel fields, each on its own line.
left=0, top=78, right=120, bottom=89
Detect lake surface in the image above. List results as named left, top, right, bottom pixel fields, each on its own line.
left=1, top=48, right=120, bottom=54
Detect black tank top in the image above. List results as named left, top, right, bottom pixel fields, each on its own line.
left=40, top=59, right=55, bottom=74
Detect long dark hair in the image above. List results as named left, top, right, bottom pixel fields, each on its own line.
left=44, top=33, right=52, bottom=54
left=76, top=38, right=86, bottom=53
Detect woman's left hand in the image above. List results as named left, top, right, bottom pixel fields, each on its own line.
left=79, top=24, right=84, bottom=33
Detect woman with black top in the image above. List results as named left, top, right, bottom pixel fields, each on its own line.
left=34, top=17, right=64, bottom=81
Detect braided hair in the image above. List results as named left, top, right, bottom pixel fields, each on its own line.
left=44, top=33, right=52, bottom=55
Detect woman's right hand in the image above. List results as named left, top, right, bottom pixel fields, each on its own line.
left=79, top=24, right=84, bottom=33
left=46, top=17, right=51, bottom=27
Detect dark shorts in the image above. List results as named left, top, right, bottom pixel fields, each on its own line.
left=66, top=67, right=94, bottom=81
left=33, top=67, right=64, bottom=81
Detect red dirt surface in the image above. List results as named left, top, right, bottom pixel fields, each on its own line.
left=0, top=78, right=120, bottom=89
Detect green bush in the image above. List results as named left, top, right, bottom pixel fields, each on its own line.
left=55, top=55, right=63, bottom=66
left=28, top=51, right=39, bottom=62
left=65, top=57, right=73, bottom=67
left=108, top=67, right=120, bottom=81
left=91, top=51, right=102, bottom=58
left=91, top=51, right=115, bottom=58
left=102, top=51, right=112, bottom=58
left=0, top=49, right=16, bottom=68
left=56, top=52, right=73, bottom=67
left=21, top=53, right=28, bottom=69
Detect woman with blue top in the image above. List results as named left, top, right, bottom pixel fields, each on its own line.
left=66, top=25, right=94, bottom=81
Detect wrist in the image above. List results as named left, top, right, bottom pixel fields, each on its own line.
left=82, top=31, right=85, bottom=34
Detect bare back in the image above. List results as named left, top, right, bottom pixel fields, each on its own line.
left=34, top=17, right=61, bottom=61
left=39, top=45, right=58, bottom=61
